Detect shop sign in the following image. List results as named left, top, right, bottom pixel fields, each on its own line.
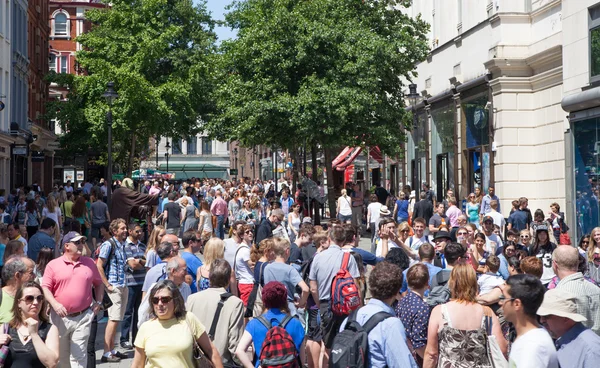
left=13, top=146, right=27, bottom=156
left=229, top=169, right=238, bottom=175
left=63, top=169, right=75, bottom=183
left=31, top=151, right=45, bottom=162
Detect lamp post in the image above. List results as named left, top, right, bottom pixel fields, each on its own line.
left=407, top=83, right=419, bottom=189
left=164, top=141, right=171, bottom=177
left=102, top=82, right=118, bottom=207
left=241, top=164, right=244, bottom=178
left=233, top=148, right=238, bottom=179
left=155, top=135, right=159, bottom=169
left=250, top=161, right=254, bottom=178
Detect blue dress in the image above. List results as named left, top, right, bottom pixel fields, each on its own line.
left=467, top=202, right=480, bottom=227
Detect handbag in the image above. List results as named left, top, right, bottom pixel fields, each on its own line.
left=0, top=323, right=9, bottom=367
left=245, top=262, right=265, bottom=318
left=559, top=231, right=572, bottom=245
left=185, top=318, right=215, bottom=368
left=484, top=307, right=508, bottom=368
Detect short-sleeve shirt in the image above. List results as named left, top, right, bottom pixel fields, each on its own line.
left=264, top=262, right=303, bottom=302
left=288, top=242, right=302, bottom=265
left=42, top=255, right=102, bottom=314
left=90, top=201, right=109, bottom=224
left=308, top=244, right=360, bottom=300
left=142, top=262, right=167, bottom=292
left=428, top=214, right=447, bottom=229
left=181, top=251, right=203, bottom=293
left=234, top=245, right=254, bottom=284
left=134, top=312, right=206, bottom=368
left=0, top=291, right=15, bottom=323
left=245, top=309, right=305, bottom=367
left=507, top=210, right=529, bottom=231
left=163, top=202, right=181, bottom=229
left=301, top=244, right=317, bottom=262
left=99, top=238, right=127, bottom=287
left=395, top=291, right=431, bottom=350
left=123, top=239, right=147, bottom=287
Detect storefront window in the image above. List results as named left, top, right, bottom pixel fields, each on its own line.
left=462, top=94, right=489, bottom=148
left=461, top=93, right=490, bottom=194
left=408, top=111, right=427, bottom=191
left=572, top=117, right=600, bottom=241
left=431, top=101, right=455, bottom=201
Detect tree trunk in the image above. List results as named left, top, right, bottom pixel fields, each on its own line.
left=324, top=147, right=336, bottom=220
left=311, top=144, right=320, bottom=225
left=127, top=133, right=136, bottom=178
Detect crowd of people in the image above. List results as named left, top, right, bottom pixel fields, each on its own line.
left=0, top=177, right=599, bottom=367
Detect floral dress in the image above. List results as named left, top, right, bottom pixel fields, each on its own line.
left=436, top=304, right=492, bottom=368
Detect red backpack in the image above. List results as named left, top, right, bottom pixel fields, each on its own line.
left=330, top=252, right=360, bottom=316
left=257, top=315, right=300, bottom=368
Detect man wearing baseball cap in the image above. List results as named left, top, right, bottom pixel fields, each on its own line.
left=481, top=215, right=503, bottom=256
left=538, top=289, right=600, bottom=367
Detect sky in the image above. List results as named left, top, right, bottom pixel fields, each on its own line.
left=203, top=0, right=237, bottom=42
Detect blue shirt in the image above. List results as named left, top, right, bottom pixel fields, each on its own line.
left=395, top=291, right=431, bottom=350
left=180, top=251, right=203, bottom=293
left=340, top=299, right=417, bottom=368
left=395, top=199, right=409, bottom=221
left=99, top=237, right=127, bottom=287
left=246, top=309, right=305, bottom=367
left=479, top=194, right=500, bottom=215
left=507, top=209, right=529, bottom=231
left=27, top=231, right=55, bottom=262
left=555, top=322, right=600, bottom=368
left=158, top=197, right=169, bottom=214
left=498, top=254, right=510, bottom=280
left=349, top=247, right=384, bottom=266
left=142, top=262, right=167, bottom=292
left=400, top=262, right=443, bottom=293
left=123, top=239, right=147, bottom=286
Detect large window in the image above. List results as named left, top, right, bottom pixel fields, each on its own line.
left=202, top=138, right=212, bottom=155
left=590, top=5, right=600, bottom=82
left=460, top=91, right=490, bottom=195
left=172, top=138, right=182, bottom=154
left=49, top=54, right=56, bottom=72
left=186, top=136, right=197, bottom=154
left=572, top=117, right=600, bottom=242
left=60, top=56, right=68, bottom=73
left=431, top=101, right=455, bottom=201
left=54, top=12, right=68, bottom=36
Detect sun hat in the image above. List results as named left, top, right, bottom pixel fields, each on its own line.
left=537, top=289, right=586, bottom=322
left=379, top=206, right=391, bottom=216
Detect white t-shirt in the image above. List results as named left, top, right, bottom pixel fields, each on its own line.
left=484, top=233, right=503, bottom=255
left=477, top=273, right=504, bottom=296
left=338, top=196, right=352, bottom=216
left=367, top=202, right=382, bottom=224
left=375, top=239, right=399, bottom=257
left=42, top=207, right=61, bottom=224
left=234, top=244, right=254, bottom=284
left=223, top=238, right=240, bottom=268
left=408, top=235, right=429, bottom=251
left=509, top=328, right=558, bottom=368
left=488, top=211, right=506, bottom=230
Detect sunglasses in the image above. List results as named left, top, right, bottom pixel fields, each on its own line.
left=21, top=295, right=44, bottom=304
left=245, top=230, right=253, bottom=234
left=457, top=232, right=468, bottom=236
left=498, top=295, right=515, bottom=304
left=151, top=296, right=173, bottom=305
left=400, top=230, right=410, bottom=233
left=71, top=240, right=85, bottom=245
left=520, top=235, right=530, bottom=239
left=583, top=241, right=590, bottom=244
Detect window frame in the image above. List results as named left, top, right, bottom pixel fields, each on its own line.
left=49, top=54, right=57, bottom=72
left=60, top=55, right=68, bottom=74
left=186, top=136, right=197, bottom=155
left=51, top=10, right=70, bottom=38
left=201, top=138, right=212, bottom=155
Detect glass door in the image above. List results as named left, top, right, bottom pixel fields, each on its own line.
left=436, top=153, right=449, bottom=203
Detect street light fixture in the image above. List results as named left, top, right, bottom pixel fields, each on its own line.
left=407, top=83, right=419, bottom=190
left=233, top=148, right=238, bottom=178
left=165, top=141, right=171, bottom=177
left=102, top=81, right=118, bottom=207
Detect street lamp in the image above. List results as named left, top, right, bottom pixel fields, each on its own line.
left=250, top=161, right=254, bottom=178
left=102, top=81, right=118, bottom=207
left=241, top=164, right=244, bottom=178
left=407, top=83, right=419, bottom=189
left=164, top=141, right=171, bottom=176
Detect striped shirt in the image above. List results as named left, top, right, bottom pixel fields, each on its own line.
left=99, top=237, right=127, bottom=287
left=124, top=239, right=147, bottom=286
left=556, top=272, right=600, bottom=336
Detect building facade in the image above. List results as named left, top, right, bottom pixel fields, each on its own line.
left=0, top=0, right=13, bottom=192
left=561, top=0, right=600, bottom=242
left=49, top=0, right=106, bottom=186
left=400, top=0, right=564, bottom=219
left=28, top=0, right=55, bottom=193
left=145, top=136, right=230, bottom=181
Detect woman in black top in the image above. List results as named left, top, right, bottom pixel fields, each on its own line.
left=6, top=281, right=58, bottom=368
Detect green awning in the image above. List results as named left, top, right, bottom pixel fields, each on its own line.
left=158, top=164, right=229, bottom=180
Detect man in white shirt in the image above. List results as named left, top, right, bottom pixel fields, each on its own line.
left=501, top=274, right=558, bottom=368
left=482, top=215, right=503, bottom=256
left=408, top=217, right=429, bottom=251
left=487, top=200, right=505, bottom=233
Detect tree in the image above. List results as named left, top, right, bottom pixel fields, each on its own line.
left=205, top=0, right=430, bottom=216
left=46, top=0, right=218, bottom=176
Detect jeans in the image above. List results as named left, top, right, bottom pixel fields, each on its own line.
left=120, top=285, right=143, bottom=344
left=216, top=215, right=225, bottom=239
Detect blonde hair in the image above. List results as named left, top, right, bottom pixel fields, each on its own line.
left=146, top=225, right=165, bottom=254
left=46, top=195, right=57, bottom=213
left=203, top=238, right=225, bottom=267
left=340, top=189, right=347, bottom=197
left=272, top=237, right=291, bottom=257
left=397, top=222, right=411, bottom=237
left=448, top=263, right=478, bottom=303
left=588, top=227, right=600, bottom=262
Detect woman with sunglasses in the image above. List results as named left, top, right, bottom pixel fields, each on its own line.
left=587, top=243, right=600, bottom=285
left=518, top=229, right=532, bottom=251
left=466, top=192, right=480, bottom=228
left=498, top=241, right=517, bottom=280
left=578, top=234, right=591, bottom=257
left=132, top=280, right=223, bottom=368
left=5, top=281, right=59, bottom=368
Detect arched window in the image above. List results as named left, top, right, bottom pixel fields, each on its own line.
left=54, top=12, right=68, bottom=36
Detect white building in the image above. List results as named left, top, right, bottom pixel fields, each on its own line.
left=0, top=0, right=13, bottom=191
left=143, top=136, right=230, bottom=180
left=405, top=0, right=564, bottom=220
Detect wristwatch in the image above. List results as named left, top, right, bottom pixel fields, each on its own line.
left=93, top=300, right=102, bottom=307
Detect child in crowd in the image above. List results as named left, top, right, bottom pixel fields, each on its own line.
left=478, top=255, right=504, bottom=296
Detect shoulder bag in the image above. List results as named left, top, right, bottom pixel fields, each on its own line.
left=185, top=316, right=215, bottom=368
left=483, top=307, right=508, bottom=368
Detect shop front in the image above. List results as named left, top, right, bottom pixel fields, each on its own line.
left=430, top=101, right=455, bottom=202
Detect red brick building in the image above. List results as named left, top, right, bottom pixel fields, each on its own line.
left=28, top=0, right=55, bottom=192
left=49, top=0, right=107, bottom=186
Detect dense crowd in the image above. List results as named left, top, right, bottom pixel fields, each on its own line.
left=0, top=177, right=599, bottom=367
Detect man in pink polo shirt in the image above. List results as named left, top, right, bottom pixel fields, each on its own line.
left=211, top=189, right=228, bottom=239
left=42, top=232, right=104, bottom=368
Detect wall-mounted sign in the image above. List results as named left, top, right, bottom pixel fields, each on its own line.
left=31, top=151, right=45, bottom=162
left=77, top=171, right=84, bottom=181
left=63, top=169, right=75, bottom=183
left=13, top=145, right=27, bottom=155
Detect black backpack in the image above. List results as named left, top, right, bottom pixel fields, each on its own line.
left=426, top=270, right=451, bottom=308
left=330, top=309, right=391, bottom=368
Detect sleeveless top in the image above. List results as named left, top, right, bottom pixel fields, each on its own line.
left=437, top=304, right=492, bottom=368
left=197, top=266, right=211, bottom=292
left=466, top=202, right=480, bottom=223
left=289, top=213, right=301, bottom=233
left=6, top=321, right=52, bottom=368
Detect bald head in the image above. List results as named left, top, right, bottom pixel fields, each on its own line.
left=162, top=234, right=179, bottom=246
left=552, top=245, right=579, bottom=272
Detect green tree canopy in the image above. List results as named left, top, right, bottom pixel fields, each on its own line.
left=46, top=0, right=217, bottom=173
left=206, top=0, right=430, bottom=155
